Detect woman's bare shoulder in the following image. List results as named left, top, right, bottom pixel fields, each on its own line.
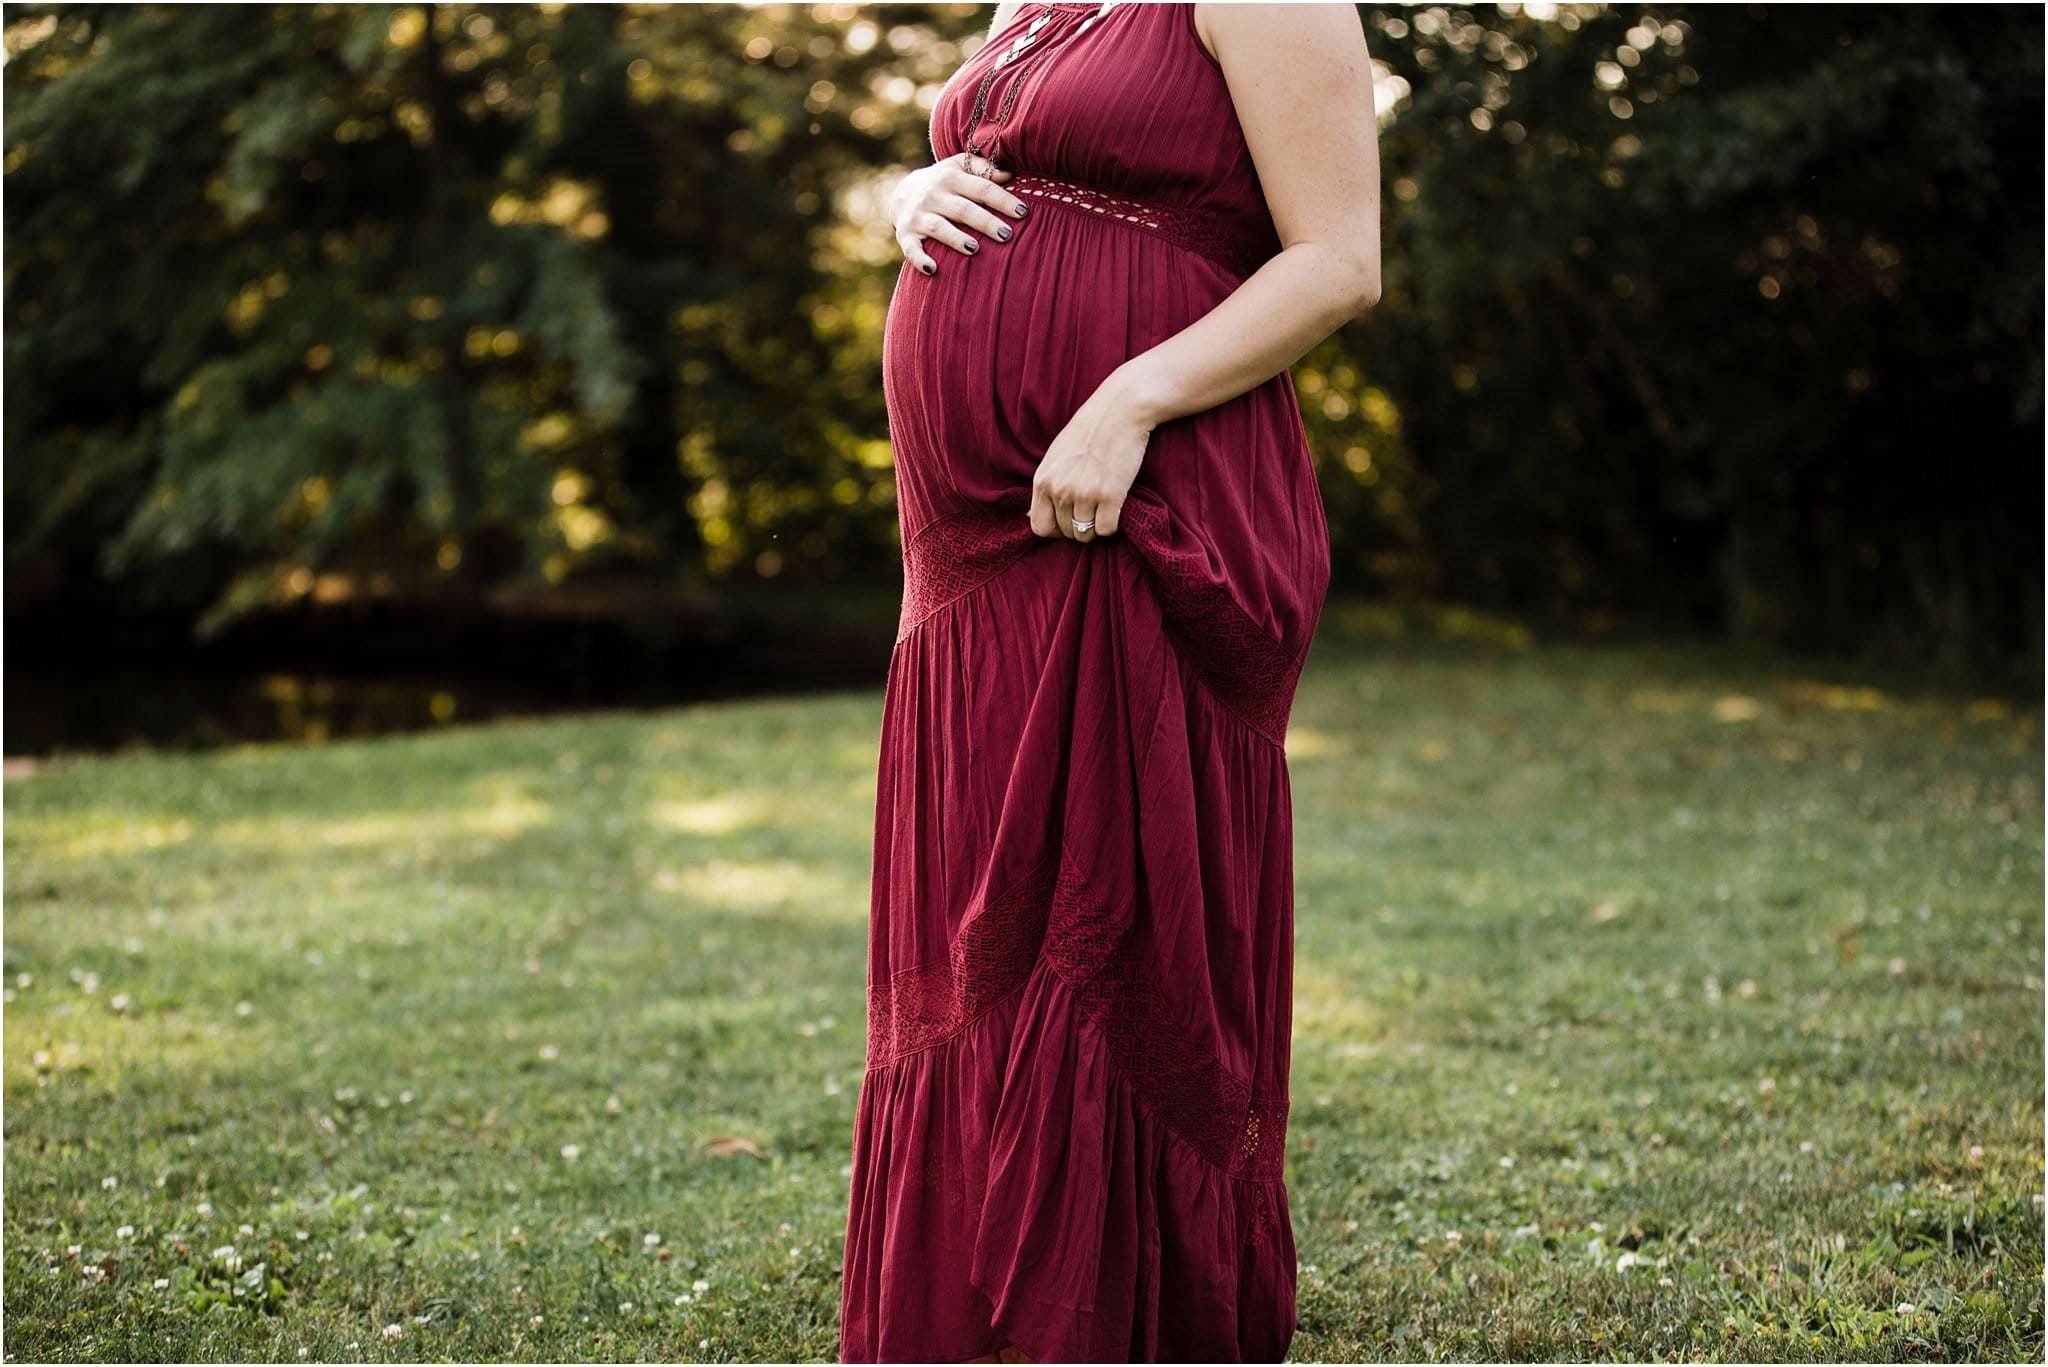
left=1196, top=2, right=1369, bottom=66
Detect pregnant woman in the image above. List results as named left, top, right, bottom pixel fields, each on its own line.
left=839, top=2, right=1381, bottom=1361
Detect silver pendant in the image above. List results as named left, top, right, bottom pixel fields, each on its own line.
left=997, top=11, right=1051, bottom=65
left=1074, top=2, right=1119, bottom=36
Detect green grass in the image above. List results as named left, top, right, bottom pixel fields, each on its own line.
left=5, top=613, right=2042, bottom=1362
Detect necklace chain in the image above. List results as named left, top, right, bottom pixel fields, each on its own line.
left=962, top=5, right=1114, bottom=167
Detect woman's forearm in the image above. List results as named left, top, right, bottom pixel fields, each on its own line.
left=1102, top=0, right=1383, bottom=435
left=1105, top=238, right=1380, bottom=432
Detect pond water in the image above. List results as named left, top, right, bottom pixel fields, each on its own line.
left=4, top=653, right=890, bottom=758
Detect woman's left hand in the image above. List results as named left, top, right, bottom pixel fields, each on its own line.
left=1029, top=369, right=1158, bottom=542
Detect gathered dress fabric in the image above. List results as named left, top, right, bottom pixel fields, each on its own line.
left=838, top=4, right=1331, bottom=1362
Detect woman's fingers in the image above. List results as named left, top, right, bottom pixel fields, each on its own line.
left=1028, top=481, right=1060, bottom=538
left=895, top=155, right=1032, bottom=270
left=948, top=166, right=1031, bottom=223
left=1038, top=486, right=1118, bottom=543
left=914, top=209, right=983, bottom=259
left=1065, top=495, right=1100, bottom=542
left=1061, top=495, right=1119, bottom=542
left=935, top=192, right=1021, bottom=245
left=896, top=229, right=938, bottom=276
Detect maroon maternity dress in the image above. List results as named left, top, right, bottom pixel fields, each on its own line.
left=839, top=3, right=1330, bottom=1361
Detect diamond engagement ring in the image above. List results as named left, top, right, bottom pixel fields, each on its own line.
left=1072, top=518, right=1095, bottom=533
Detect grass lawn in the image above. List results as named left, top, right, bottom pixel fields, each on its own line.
left=5, top=613, right=2042, bottom=1362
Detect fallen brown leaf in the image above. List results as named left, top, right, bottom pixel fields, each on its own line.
left=698, top=1135, right=765, bottom=1160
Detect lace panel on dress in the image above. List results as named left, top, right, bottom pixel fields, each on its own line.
left=866, top=846, right=1290, bottom=1185
left=865, top=850, right=1059, bottom=1061
left=1045, top=847, right=1290, bottom=1183
left=1117, top=497, right=1307, bottom=747
left=895, top=502, right=1306, bottom=746
left=896, top=507, right=1038, bottom=644
left=1006, top=172, right=1271, bottom=280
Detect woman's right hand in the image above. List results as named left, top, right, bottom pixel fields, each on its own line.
left=891, top=152, right=1031, bottom=276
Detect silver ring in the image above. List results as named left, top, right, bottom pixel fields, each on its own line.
left=1072, top=518, right=1095, bottom=533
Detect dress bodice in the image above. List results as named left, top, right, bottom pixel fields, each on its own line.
left=930, top=2, right=1284, bottom=280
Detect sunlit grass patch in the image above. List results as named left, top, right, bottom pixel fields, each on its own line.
left=4, top=642, right=2040, bottom=1361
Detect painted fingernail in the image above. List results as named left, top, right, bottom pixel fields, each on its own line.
left=920, top=262, right=934, bottom=275
left=1015, top=202, right=1029, bottom=216
left=965, top=239, right=979, bottom=253
left=996, top=225, right=1012, bottom=241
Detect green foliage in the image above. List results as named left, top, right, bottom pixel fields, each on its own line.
left=4, top=5, right=2041, bottom=677
left=1302, top=4, right=2043, bottom=677
left=4, top=2, right=936, bottom=628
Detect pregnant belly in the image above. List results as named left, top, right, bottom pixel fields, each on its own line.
left=881, top=188, right=1239, bottom=527
left=879, top=180, right=1332, bottom=740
